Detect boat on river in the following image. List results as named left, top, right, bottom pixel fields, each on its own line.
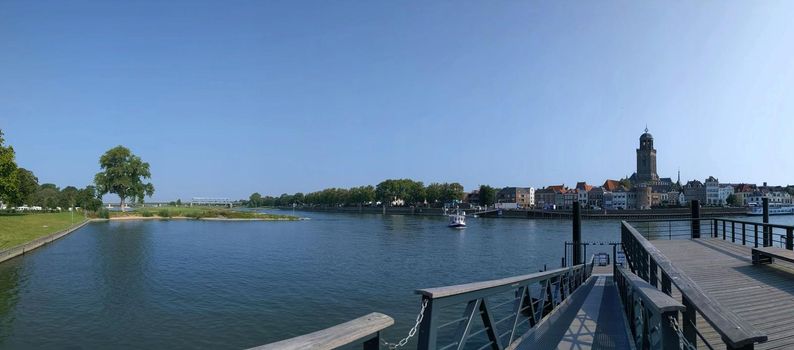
left=448, top=210, right=466, bottom=228
left=747, top=204, right=794, bottom=216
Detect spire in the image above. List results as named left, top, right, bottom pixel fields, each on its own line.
left=645, top=125, right=649, bottom=133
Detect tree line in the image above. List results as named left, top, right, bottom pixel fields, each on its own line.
left=246, top=179, right=470, bottom=208
left=0, top=129, right=155, bottom=212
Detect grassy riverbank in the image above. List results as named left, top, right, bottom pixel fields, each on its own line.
left=0, top=212, right=87, bottom=249
left=108, top=206, right=299, bottom=220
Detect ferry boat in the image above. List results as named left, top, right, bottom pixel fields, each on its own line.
left=448, top=210, right=466, bottom=228
left=747, top=204, right=794, bottom=216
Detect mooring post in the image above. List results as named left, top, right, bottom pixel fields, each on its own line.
left=572, top=201, right=582, bottom=266
left=763, top=197, right=770, bottom=247
left=690, top=200, right=701, bottom=239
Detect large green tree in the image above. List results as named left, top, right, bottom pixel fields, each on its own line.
left=30, top=184, right=60, bottom=209
left=77, top=186, right=103, bottom=211
left=59, top=186, right=80, bottom=209
left=249, top=192, right=262, bottom=207
left=0, top=130, right=19, bottom=205
left=94, top=146, right=154, bottom=210
left=11, top=167, right=38, bottom=206
left=479, top=185, right=497, bottom=207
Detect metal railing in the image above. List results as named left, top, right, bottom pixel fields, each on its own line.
left=712, top=218, right=794, bottom=249
left=413, top=257, right=595, bottom=350
left=626, top=218, right=714, bottom=241
left=250, top=313, right=394, bottom=350
left=621, top=221, right=767, bottom=349
left=614, top=264, right=684, bottom=350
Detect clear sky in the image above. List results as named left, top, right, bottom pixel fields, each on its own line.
left=1, top=1, right=793, bottom=201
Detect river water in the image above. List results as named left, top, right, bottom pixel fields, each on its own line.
left=0, top=211, right=790, bottom=349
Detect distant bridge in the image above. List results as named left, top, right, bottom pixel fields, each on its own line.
left=190, top=197, right=232, bottom=207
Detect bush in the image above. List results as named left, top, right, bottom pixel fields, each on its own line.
left=98, top=209, right=110, bottom=219
left=157, top=209, right=171, bottom=218
left=141, top=210, right=153, bottom=217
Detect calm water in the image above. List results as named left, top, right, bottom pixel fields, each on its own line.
left=0, top=211, right=790, bottom=349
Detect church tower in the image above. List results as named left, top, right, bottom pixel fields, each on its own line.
left=635, top=127, right=659, bottom=182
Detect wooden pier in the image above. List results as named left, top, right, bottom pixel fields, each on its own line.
left=255, top=200, right=794, bottom=350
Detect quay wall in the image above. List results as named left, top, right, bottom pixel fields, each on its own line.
left=0, top=220, right=91, bottom=264
left=278, top=206, right=747, bottom=220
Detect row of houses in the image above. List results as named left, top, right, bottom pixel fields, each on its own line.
left=464, top=178, right=793, bottom=211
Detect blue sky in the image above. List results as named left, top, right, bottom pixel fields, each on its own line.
left=1, top=1, right=793, bottom=201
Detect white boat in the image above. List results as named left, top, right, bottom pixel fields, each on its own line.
left=448, top=210, right=466, bottom=228
left=747, top=204, right=794, bottom=216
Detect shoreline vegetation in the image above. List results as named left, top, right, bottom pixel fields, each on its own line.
left=99, top=206, right=300, bottom=221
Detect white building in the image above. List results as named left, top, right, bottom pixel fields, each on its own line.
left=611, top=191, right=628, bottom=210
left=718, top=185, right=734, bottom=206
left=705, top=176, right=720, bottom=206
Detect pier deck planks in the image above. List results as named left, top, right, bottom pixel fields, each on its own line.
left=652, top=238, right=794, bottom=349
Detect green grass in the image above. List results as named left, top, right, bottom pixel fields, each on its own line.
left=0, top=212, right=87, bottom=250
left=114, top=206, right=299, bottom=220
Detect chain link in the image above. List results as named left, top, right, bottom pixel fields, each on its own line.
left=382, top=299, right=428, bottom=349
left=668, top=316, right=697, bottom=350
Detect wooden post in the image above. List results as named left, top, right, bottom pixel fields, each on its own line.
left=416, top=297, right=437, bottom=350
left=660, top=310, right=681, bottom=350
left=787, top=228, right=793, bottom=251
left=713, top=219, right=718, bottom=237
left=763, top=198, right=770, bottom=247
left=732, top=221, right=736, bottom=243
left=723, top=220, right=726, bottom=240
left=682, top=297, right=697, bottom=348
left=691, top=200, right=701, bottom=239
left=572, top=201, right=582, bottom=266
left=742, top=223, right=746, bottom=246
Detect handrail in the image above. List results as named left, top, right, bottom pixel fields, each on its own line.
left=621, top=221, right=767, bottom=348
left=417, top=265, right=578, bottom=300
left=614, top=265, right=684, bottom=349
left=250, top=313, right=393, bottom=350
left=414, top=256, right=595, bottom=350
left=712, top=218, right=794, bottom=249
left=626, top=217, right=707, bottom=223
left=615, top=265, right=684, bottom=314
left=715, top=217, right=794, bottom=230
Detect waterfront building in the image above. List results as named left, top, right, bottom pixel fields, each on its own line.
left=587, top=186, right=605, bottom=208
left=682, top=180, right=706, bottom=203
left=719, top=185, right=735, bottom=206
left=731, top=183, right=756, bottom=205
left=705, top=176, right=720, bottom=205
left=665, top=190, right=681, bottom=206
left=497, top=187, right=535, bottom=208
left=575, top=182, right=592, bottom=206
left=465, top=190, right=480, bottom=205
left=611, top=190, right=628, bottom=210
left=561, top=190, right=577, bottom=209
left=535, top=185, right=566, bottom=209
left=533, top=188, right=553, bottom=208
left=636, top=184, right=652, bottom=210
left=603, top=191, right=613, bottom=209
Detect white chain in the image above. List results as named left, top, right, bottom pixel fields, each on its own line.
left=382, top=299, right=428, bottom=349
left=668, top=316, right=697, bottom=350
